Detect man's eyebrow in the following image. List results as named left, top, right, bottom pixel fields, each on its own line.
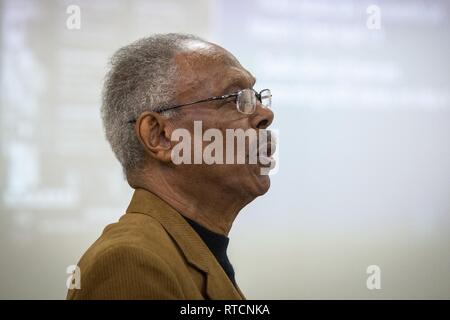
left=221, top=79, right=244, bottom=95
left=222, top=75, right=257, bottom=95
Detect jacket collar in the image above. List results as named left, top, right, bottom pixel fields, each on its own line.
left=126, top=188, right=246, bottom=300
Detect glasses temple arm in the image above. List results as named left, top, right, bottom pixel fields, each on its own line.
left=127, top=93, right=239, bottom=123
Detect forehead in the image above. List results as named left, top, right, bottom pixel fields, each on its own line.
left=173, top=41, right=255, bottom=98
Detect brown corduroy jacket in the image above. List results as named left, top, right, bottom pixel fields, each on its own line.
left=66, top=188, right=246, bottom=300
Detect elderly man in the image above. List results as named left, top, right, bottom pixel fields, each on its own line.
left=67, top=33, right=274, bottom=300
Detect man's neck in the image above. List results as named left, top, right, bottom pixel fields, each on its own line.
left=129, top=169, right=252, bottom=236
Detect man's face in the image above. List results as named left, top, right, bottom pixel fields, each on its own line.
left=168, top=40, right=275, bottom=199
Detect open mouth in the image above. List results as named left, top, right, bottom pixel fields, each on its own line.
left=235, top=130, right=277, bottom=168
left=256, top=131, right=277, bottom=167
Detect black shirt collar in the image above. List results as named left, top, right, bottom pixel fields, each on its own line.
left=182, top=216, right=236, bottom=287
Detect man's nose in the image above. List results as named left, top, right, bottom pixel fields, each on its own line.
left=250, top=102, right=274, bottom=129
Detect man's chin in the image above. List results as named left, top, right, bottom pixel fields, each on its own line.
left=251, top=170, right=271, bottom=196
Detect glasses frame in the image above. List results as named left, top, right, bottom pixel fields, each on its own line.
left=128, top=88, right=271, bottom=123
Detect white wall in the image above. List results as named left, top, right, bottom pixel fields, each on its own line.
left=1, top=0, right=449, bottom=299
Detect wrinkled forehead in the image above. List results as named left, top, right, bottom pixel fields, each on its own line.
left=173, top=40, right=255, bottom=99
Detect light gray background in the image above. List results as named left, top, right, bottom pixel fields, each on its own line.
left=1, top=0, right=449, bottom=299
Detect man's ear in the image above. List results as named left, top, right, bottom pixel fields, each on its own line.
left=135, top=111, right=174, bottom=162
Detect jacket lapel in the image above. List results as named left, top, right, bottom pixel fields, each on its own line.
left=126, top=188, right=245, bottom=300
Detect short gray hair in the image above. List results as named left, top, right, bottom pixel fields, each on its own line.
left=101, top=33, right=204, bottom=175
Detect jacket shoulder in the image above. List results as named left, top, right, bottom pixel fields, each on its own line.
left=67, top=213, right=186, bottom=299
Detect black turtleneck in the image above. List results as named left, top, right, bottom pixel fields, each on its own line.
left=183, top=216, right=236, bottom=287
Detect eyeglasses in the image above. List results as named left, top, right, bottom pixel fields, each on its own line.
left=128, top=88, right=272, bottom=123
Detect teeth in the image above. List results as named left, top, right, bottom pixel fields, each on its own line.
left=258, top=155, right=275, bottom=168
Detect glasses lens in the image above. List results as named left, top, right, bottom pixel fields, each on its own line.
left=260, top=89, right=272, bottom=108
left=237, top=89, right=256, bottom=114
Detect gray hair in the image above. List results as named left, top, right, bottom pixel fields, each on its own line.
left=101, top=33, right=204, bottom=176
